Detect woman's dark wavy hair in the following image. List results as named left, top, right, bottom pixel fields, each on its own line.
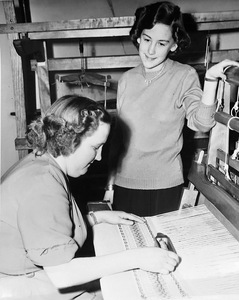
left=26, top=95, right=111, bottom=157
left=130, top=1, right=190, bottom=53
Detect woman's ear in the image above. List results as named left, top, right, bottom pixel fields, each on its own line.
left=170, top=44, right=178, bottom=52
left=137, top=37, right=140, bottom=44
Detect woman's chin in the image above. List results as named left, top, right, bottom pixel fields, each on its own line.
left=79, top=168, right=88, bottom=176
left=70, top=168, right=88, bottom=178
left=81, top=168, right=88, bottom=175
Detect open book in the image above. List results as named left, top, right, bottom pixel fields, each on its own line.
left=93, top=204, right=239, bottom=300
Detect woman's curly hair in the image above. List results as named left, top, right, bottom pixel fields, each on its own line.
left=26, top=95, right=111, bottom=157
left=130, top=1, right=190, bottom=53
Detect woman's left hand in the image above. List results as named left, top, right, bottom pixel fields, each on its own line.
left=206, top=59, right=239, bottom=81
left=94, top=210, right=145, bottom=225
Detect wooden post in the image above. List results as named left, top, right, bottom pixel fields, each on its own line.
left=34, top=41, right=51, bottom=116
left=2, top=0, right=28, bottom=159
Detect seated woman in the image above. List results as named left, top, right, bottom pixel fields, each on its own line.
left=0, top=95, right=179, bottom=300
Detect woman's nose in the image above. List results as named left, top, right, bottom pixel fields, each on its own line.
left=148, top=42, right=156, bottom=55
left=95, top=148, right=102, bottom=161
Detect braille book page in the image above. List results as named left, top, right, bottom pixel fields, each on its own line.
left=146, top=204, right=239, bottom=299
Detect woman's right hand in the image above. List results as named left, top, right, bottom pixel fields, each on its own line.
left=133, top=247, right=180, bottom=275
left=206, top=59, right=239, bottom=81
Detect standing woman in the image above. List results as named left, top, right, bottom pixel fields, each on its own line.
left=104, top=1, right=239, bottom=216
left=0, top=95, right=179, bottom=299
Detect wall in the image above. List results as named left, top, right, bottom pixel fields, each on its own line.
left=1, top=0, right=239, bottom=176
left=29, top=0, right=239, bottom=20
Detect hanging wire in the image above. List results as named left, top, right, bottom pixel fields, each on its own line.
left=204, top=34, right=211, bottom=72
left=104, top=76, right=108, bottom=110
left=216, top=79, right=225, bottom=112
left=231, top=88, right=239, bottom=117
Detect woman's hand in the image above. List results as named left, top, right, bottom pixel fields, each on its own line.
left=95, top=210, right=145, bottom=225
left=206, top=59, right=239, bottom=81
left=132, top=247, right=180, bottom=275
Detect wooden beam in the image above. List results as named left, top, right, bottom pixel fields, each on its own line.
left=48, top=55, right=140, bottom=70
left=27, top=28, right=131, bottom=39
left=198, top=21, right=239, bottom=31
left=46, top=49, right=239, bottom=71
left=24, top=22, right=239, bottom=40
left=1, top=11, right=239, bottom=34
left=193, top=11, right=239, bottom=22
left=0, top=16, right=134, bottom=34
left=27, top=21, right=239, bottom=40
left=210, top=49, right=239, bottom=63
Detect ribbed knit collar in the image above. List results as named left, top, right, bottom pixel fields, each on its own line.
left=140, top=58, right=172, bottom=84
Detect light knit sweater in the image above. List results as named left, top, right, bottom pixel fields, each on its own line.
left=114, top=58, right=216, bottom=190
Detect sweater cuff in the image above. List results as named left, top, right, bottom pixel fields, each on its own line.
left=196, top=102, right=217, bottom=124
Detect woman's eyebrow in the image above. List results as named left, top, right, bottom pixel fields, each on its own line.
left=142, top=33, right=169, bottom=43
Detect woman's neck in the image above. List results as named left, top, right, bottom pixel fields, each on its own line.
left=142, top=60, right=167, bottom=85
left=143, top=58, right=168, bottom=74
left=49, top=153, right=67, bottom=175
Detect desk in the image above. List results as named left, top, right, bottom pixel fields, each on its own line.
left=93, top=204, right=239, bottom=300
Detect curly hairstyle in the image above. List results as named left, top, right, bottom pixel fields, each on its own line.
left=26, top=95, right=111, bottom=157
left=130, top=1, right=190, bottom=53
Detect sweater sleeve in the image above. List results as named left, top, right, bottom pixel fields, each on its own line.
left=181, top=68, right=217, bottom=132
left=117, top=73, right=127, bottom=112
left=17, top=169, right=79, bottom=267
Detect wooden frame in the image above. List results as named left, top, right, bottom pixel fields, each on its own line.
left=1, top=0, right=239, bottom=155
